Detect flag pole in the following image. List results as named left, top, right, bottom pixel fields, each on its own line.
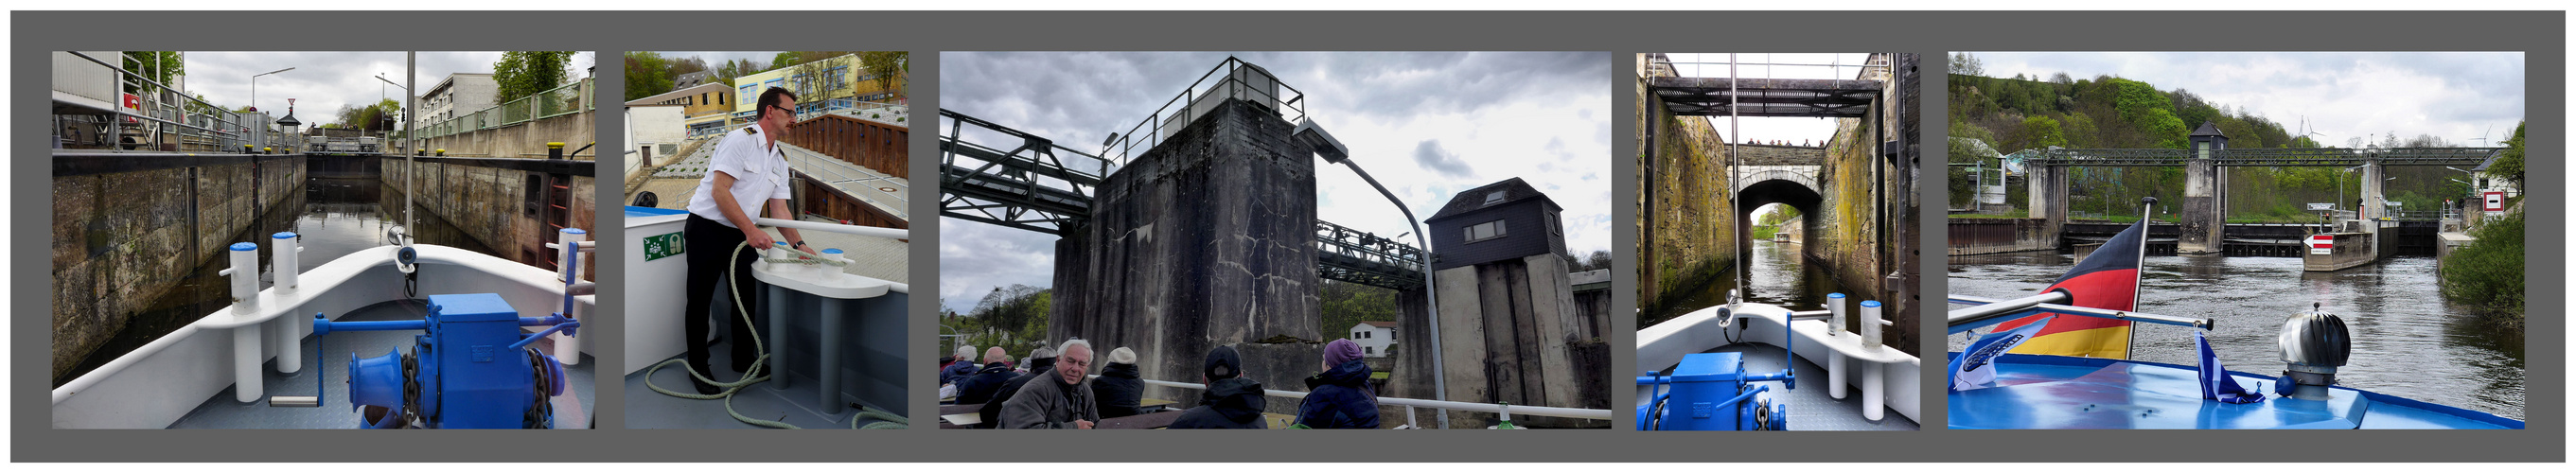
left=2129, top=196, right=2157, bottom=358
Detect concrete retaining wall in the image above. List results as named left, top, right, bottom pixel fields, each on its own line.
left=417, top=110, right=597, bottom=159
left=50, top=155, right=305, bottom=379
left=1418, top=255, right=1609, bottom=429
left=2303, top=231, right=2380, bottom=272
left=380, top=158, right=597, bottom=271
left=1949, top=218, right=2055, bottom=255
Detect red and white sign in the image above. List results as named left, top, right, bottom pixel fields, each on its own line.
left=2307, top=235, right=2334, bottom=255
left=2482, top=191, right=2506, bottom=212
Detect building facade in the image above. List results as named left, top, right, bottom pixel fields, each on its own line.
left=1348, top=321, right=1397, bottom=358
left=417, top=73, right=496, bottom=131
left=730, top=54, right=906, bottom=126
left=626, top=82, right=735, bottom=139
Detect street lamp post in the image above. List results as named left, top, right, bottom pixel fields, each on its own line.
left=251, top=67, right=293, bottom=149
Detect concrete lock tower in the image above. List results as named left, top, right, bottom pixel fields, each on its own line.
left=2180, top=121, right=2228, bottom=254
left=1417, top=178, right=1610, bottom=429
left=1047, top=63, right=1326, bottom=405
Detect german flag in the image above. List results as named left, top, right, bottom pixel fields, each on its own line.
left=1994, top=217, right=2146, bottom=359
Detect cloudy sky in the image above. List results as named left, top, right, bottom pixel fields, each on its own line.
left=938, top=52, right=1611, bottom=313
left=1659, top=53, right=1879, bottom=147
left=1969, top=52, right=2526, bottom=148
left=178, top=51, right=595, bottom=124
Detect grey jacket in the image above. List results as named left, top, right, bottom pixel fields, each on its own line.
left=997, top=367, right=1100, bottom=429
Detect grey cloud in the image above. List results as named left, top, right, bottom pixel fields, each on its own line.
left=1412, top=139, right=1473, bottom=178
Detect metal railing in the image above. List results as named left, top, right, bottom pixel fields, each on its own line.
left=58, top=51, right=256, bottom=152
left=1314, top=220, right=1428, bottom=291
left=411, top=79, right=592, bottom=140
left=1133, top=378, right=1612, bottom=425
left=1100, top=57, right=1306, bottom=166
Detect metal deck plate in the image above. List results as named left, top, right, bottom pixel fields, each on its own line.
left=623, top=339, right=903, bottom=429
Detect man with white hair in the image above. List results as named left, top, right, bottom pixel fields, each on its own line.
left=999, top=339, right=1100, bottom=429
left=940, top=344, right=980, bottom=387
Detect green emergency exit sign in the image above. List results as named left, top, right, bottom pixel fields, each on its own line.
left=644, top=232, right=685, bottom=261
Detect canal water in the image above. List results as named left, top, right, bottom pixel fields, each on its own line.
left=1948, top=252, right=2524, bottom=421
left=54, top=177, right=495, bottom=387
left=1643, top=238, right=1875, bottom=328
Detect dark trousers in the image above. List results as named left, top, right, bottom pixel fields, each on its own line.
left=684, top=215, right=763, bottom=375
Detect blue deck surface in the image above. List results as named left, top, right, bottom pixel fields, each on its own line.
left=1950, top=353, right=2521, bottom=429
left=168, top=300, right=597, bottom=429
left=622, top=337, right=906, bottom=429
left=626, top=205, right=688, bottom=218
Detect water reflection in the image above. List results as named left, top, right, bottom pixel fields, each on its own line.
left=1644, top=239, right=1874, bottom=328
left=55, top=177, right=494, bottom=387
left=1949, top=252, right=2524, bottom=421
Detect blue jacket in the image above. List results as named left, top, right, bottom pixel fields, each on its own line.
left=952, top=362, right=1016, bottom=405
left=940, top=359, right=980, bottom=386
left=1293, top=359, right=1381, bottom=429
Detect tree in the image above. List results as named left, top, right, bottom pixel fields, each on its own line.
left=624, top=51, right=675, bottom=101
left=858, top=51, right=909, bottom=100
left=119, top=51, right=183, bottom=95
left=2488, top=121, right=2526, bottom=186
left=1318, top=280, right=1400, bottom=342
left=968, top=285, right=1050, bottom=346
left=770, top=52, right=802, bottom=71
left=668, top=56, right=708, bottom=80
left=1581, top=250, right=1614, bottom=272
left=494, top=51, right=575, bottom=104
left=1950, top=52, right=1983, bottom=78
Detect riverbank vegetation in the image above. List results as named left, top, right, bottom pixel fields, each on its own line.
left=1947, top=53, right=2499, bottom=223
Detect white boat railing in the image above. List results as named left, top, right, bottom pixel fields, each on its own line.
left=52, top=244, right=594, bottom=429
left=1129, top=378, right=1614, bottom=425
left=1637, top=302, right=1922, bottom=423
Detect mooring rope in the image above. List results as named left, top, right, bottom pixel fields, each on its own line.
left=644, top=241, right=901, bottom=429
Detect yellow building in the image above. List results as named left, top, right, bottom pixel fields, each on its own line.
left=627, top=82, right=736, bottom=139
left=731, top=53, right=907, bottom=126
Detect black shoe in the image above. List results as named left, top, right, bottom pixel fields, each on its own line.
left=687, top=363, right=724, bottom=395
left=731, top=357, right=756, bottom=374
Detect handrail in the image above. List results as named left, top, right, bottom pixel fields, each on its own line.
left=750, top=217, right=909, bottom=241
left=1130, top=378, right=1612, bottom=421
left=1948, top=293, right=2212, bottom=335
left=1100, top=57, right=1307, bottom=166
left=62, top=51, right=251, bottom=150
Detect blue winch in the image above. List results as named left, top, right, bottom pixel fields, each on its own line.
left=1639, top=301, right=1814, bottom=430
left=308, top=293, right=580, bottom=429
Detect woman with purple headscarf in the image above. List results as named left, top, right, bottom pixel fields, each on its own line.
left=1292, top=339, right=1381, bottom=429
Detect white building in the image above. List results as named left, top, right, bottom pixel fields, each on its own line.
left=1347, top=321, right=1397, bottom=358
left=417, top=73, right=496, bottom=131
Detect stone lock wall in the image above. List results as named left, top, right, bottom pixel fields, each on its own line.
left=380, top=158, right=598, bottom=271
left=50, top=156, right=305, bottom=379
left=1635, top=55, right=1738, bottom=317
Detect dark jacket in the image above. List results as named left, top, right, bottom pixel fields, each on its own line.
left=1169, top=377, right=1269, bottom=429
left=1091, top=362, right=1146, bottom=418
left=998, top=368, right=1098, bottom=429
left=940, top=359, right=980, bottom=386
left=952, top=362, right=1016, bottom=405
left=1293, top=359, right=1381, bottom=429
left=976, top=366, right=1051, bottom=429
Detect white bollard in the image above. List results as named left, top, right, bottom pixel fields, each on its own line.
left=220, top=242, right=263, bottom=402
left=1828, top=351, right=1848, bottom=400
left=1861, top=359, right=1885, bottom=421
left=1858, top=300, right=1885, bottom=421
left=554, top=228, right=588, bottom=366
left=1826, top=292, right=1845, bottom=336
left=820, top=249, right=846, bottom=284
left=270, top=233, right=302, bottom=374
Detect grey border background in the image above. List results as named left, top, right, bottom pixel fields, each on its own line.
left=13, top=9, right=2561, bottom=463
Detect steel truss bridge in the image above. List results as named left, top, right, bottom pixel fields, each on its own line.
left=939, top=109, right=1425, bottom=291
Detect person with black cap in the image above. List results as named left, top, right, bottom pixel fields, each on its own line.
left=1169, top=344, right=1269, bottom=429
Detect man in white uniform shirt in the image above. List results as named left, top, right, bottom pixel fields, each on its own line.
left=679, top=87, right=811, bottom=394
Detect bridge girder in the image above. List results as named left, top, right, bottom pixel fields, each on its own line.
left=937, top=109, right=1108, bottom=236
left=1647, top=77, right=1884, bottom=118
left=2029, top=147, right=2502, bottom=166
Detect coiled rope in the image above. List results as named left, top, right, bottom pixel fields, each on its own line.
left=644, top=241, right=903, bottom=429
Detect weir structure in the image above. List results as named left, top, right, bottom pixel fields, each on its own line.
left=943, top=57, right=1603, bottom=428
left=1637, top=53, right=1921, bottom=353
left=2020, top=123, right=2499, bottom=259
